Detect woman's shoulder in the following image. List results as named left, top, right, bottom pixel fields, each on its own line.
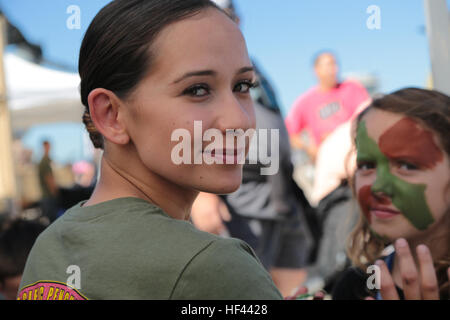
left=196, top=236, right=260, bottom=263
left=170, top=236, right=283, bottom=299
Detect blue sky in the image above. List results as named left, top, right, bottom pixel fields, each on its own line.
left=0, top=0, right=442, bottom=117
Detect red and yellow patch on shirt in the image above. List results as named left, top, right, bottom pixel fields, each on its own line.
left=17, top=281, right=87, bottom=300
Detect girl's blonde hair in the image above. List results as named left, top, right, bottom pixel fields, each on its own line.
left=347, top=87, right=450, bottom=299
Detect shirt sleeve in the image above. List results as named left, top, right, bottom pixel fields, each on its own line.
left=285, top=97, right=306, bottom=135
left=169, top=238, right=283, bottom=300
left=346, top=81, right=370, bottom=115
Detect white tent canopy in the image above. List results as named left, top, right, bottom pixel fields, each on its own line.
left=4, top=52, right=84, bottom=132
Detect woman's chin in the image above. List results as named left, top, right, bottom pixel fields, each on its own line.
left=199, top=181, right=241, bottom=195
left=196, top=172, right=243, bottom=194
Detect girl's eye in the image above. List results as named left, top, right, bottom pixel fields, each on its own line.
left=397, top=161, right=418, bottom=171
left=357, top=161, right=375, bottom=171
left=183, top=84, right=210, bottom=97
left=234, top=80, right=258, bottom=94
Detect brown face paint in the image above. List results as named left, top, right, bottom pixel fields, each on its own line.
left=358, top=184, right=392, bottom=225
left=379, top=118, right=443, bottom=169
left=358, top=185, right=372, bottom=224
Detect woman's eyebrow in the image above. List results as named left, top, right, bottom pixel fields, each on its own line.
left=237, top=66, right=254, bottom=74
left=172, top=66, right=254, bottom=84
left=173, top=70, right=217, bottom=84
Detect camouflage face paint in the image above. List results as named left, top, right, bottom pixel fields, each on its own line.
left=357, top=186, right=394, bottom=243
left=356, top=120, right=435, bottom=230
left=357, top=185, right=372, bottom=224
left=378, top=118, right=443, bottom=170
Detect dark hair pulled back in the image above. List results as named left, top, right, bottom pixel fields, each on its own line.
left=79, top=0, right=222, bottom=149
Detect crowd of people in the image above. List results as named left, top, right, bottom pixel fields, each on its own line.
left=0, top=0, right=448, bottom=300
left=11, top=140, right=97, bottom=223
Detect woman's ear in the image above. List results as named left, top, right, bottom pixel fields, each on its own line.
left=87, top=88, right=131, bottom=146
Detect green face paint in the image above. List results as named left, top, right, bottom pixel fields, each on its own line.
left=356, top=121, right=435, bottom=230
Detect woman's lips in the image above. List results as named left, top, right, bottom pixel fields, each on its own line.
left=203, top=148, right=245, bottom=164
left=370, top=206, right=401, bottom=219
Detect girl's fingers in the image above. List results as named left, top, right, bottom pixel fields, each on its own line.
left=395, top=238, right=421, bottom=300
left=416, top=245, right=439, bottom=300
left=376, top=259, right=400, bottom=300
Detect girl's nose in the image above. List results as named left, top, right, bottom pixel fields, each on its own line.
left=371, top=165, right=394, bottom=197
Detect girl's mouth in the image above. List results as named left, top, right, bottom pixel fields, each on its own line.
left=370, top=205, right=401, bottom=219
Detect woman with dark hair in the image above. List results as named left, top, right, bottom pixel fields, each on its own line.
left=332, top=88, right=450, bottom=300
left=18, top=0, right=282, bottom=300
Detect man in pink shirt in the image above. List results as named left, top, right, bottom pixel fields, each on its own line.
left=285, top=52, right=370, bottom=161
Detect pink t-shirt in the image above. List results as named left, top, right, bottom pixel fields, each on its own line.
left=285, top=80, right=369, bottom=147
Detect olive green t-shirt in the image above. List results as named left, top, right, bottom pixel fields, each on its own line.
left=18, top=197, right=282, bottom=300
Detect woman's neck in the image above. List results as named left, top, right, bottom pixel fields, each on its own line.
left=84, top=154, right=198, bottom=221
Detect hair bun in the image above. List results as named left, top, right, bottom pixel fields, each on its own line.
left=82, top=110, right=104, bottom=149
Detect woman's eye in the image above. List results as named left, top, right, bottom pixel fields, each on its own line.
left=183, top=84, right=210, bottom=97
left=234, top=80, right=257, bottom=94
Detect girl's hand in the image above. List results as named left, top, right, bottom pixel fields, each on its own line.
left=376, top=239, right=442, bottom=300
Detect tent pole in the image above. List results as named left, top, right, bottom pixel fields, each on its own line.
left=424, top=0, right=450, bottom=95
left=0, top=14, right=18, bottom=216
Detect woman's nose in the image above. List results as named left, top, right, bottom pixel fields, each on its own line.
left=215, top=92, right=255, bottom=134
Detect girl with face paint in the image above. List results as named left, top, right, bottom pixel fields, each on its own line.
left=333, top=88, right=450, bottom=300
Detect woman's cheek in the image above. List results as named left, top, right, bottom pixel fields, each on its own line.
left=357, top=184, right=373, bottom=224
